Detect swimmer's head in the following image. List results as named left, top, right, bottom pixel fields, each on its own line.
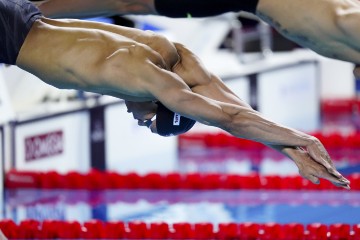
left=126, top=101, right=196, bottom=136
left=154, top=102, right=196, bottom=136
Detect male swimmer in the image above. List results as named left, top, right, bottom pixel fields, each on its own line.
left=0, top=0, right=351, bottom=189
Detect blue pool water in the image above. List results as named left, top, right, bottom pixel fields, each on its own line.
left=4, top=189, right=360, bottom=225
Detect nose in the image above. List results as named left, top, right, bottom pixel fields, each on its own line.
left=137, top=119, right=147, bottom=126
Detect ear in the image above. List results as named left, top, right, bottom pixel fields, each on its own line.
left=353, top=64, right=360, bottom=79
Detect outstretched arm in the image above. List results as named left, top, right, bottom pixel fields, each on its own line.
left=171, top=43, right=350, bottom=189
left=144, top=64, right=349, bottom=188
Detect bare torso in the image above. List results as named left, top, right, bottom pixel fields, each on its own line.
left=16, top=17, right=170, bottom=101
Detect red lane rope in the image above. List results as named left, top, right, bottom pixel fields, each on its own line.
left=5, top=170, right=360, bottom=190
left=179, top=131, right=360, bottom=159
left=0, top=219, right=359, bottom=239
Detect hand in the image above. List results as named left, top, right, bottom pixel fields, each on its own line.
left=125, top=101, right=158, bottom=132
left=289, top=147, right=350, bottom=189
left=305, top=137, right=349, bottom=184
left=125, top=101, right=157, bottom=123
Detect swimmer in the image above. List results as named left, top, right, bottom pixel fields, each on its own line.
left=1, top=0, right=350, bottom=189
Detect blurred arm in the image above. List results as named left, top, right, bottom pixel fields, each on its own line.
left=256, top=0, right=360, bottom=64
left=35, top=0, right=156, bottom=18
left=36, top=0, right=360, bottom=66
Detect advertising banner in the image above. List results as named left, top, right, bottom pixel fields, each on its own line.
left=14, top=112, right=90, bottom=173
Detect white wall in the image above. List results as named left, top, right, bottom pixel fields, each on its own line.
left=258, top=62, right=319, bottom=132
left=225, top=76, right=251, bottom=103
left=317, top=56, right=355, bottom=99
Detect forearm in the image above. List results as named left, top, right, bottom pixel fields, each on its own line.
left=256, top=0, right=360, bottom=64
left=159, top=84, right=313, bottom=148
left=225, top=107, right=313, bottom=147
left=189, top=76, right=307, bottom=148
left=37, top=0, right=156, bottom=18
left=193, top=80, right=308, bottom=148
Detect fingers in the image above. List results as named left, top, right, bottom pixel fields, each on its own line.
left=303, top=173, right=320, bottom=185
left=300, top=165, right=351, bottom=189
left=306, top=139, right=347, bottom=181
left=332, top=181, right=351, bottom=190
left=292, top=147, right=351, bottom=189
left=317, top=170, right=350, bottom=189
left=302, top=172, right=350, bottom=190
left=332, top=176, right=350, bottom=187
left=307, top=139, right=350, bottom=189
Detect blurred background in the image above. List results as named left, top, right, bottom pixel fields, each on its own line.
left=1, top=13, right=360, bottom=239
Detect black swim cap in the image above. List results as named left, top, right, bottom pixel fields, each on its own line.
left=156, top=102, right=196, bottom=137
